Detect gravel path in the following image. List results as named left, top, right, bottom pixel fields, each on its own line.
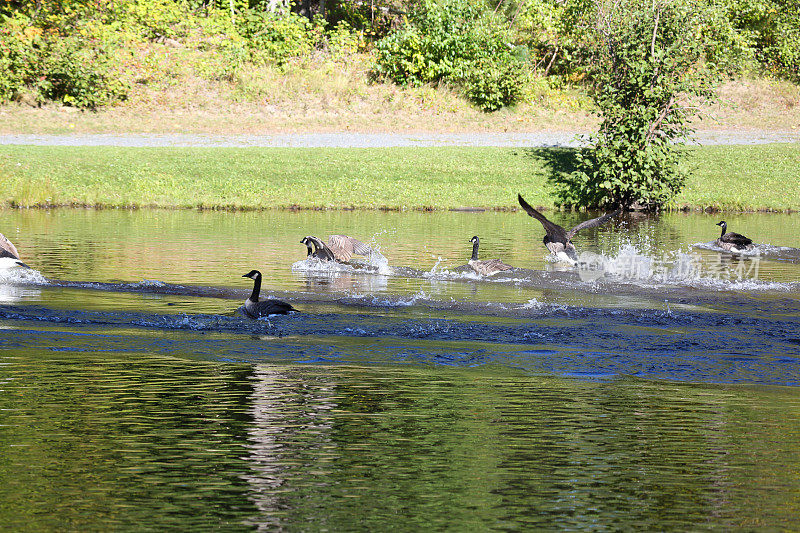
left=1, top=130, right=798, bottom=147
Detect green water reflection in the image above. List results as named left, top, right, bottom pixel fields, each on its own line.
left=2, top=349, right=799, bottom=530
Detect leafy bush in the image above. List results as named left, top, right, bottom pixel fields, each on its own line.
left=373, top=0, right=525, bottom=110
left=123, top=0, right=193, bottom=40
left=0, top=15, right=128, bottom=108
left=551, top=0, right=717, bottom=210
left=39, top=35, right=129, bottom=108
left=326, top=22, right=365, bottom=60
left=464, top=58, right=525, bottom=111
left=237, top=10, right=320, bottom=66
left=0, top=20, right=33, bottom=103
left=730, top=0, right=800, bottom=79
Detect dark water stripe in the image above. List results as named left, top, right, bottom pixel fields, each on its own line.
left=1, top=303, right=799, bottom=386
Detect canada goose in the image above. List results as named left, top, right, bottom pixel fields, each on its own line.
left=241, top=270, right=296, bottom=318
left=468, top=236, right=513, bottom=276
left=517, top=194, right=621, bottom=263
left=301, top=235, right=379, bottom=262
left=715, top=221, right=754, bottom=252
left=0, top=232, right=29, bottom=269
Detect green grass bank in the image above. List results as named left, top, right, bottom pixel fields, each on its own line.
left=1, top=144, right=798, bottom=212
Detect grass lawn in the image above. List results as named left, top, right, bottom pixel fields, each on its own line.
left=1, top=144, right=798, bottom=211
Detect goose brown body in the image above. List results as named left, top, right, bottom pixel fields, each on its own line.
left=302, top=235, right=381, bottom=262
left=468, top=236, right=512, bottom=276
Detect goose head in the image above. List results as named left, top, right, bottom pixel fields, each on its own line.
left=716, top=221, right=727, bottom=230
left=301, top=236, right=313, bottom=255
left=242, top=270, right=261, bottom=280
left=470, top=236, right=479, bottom=245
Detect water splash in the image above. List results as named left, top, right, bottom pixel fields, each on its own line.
left=0, top=266, right=48, bottom=285
left=575, top=243, right=796, bottom=291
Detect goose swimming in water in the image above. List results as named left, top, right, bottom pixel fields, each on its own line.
left=301, top=235, right=381, bottom=262
left=241, top=270, right=296, bottom=318
left=0, top=232, right=29, bottom=270
left=517, top=194, right=621, bottom=263
left=468, top=236, right=512, bottom=276
left=715, top=221, right=754, bottom=253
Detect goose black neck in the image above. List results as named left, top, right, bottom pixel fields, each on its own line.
left=471, top=239, right=479, bottom=261
left=249, top=273, right=262, bottom=301
left=719, top=223, right=727, bottom=237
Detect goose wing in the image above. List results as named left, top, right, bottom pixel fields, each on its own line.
left=482, top=258, right=513, bottom=271
left=471, top=259, right=513, bottom=276
left=0, top=232, right=20, bottom=259
left=327, top=235, right=376, bottom=262
left=517, top=194, right=569, bottom=243
left=566, top=208, right=621, bottom=239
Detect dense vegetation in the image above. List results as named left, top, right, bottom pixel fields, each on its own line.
left=1, top=0, right=798, bottom=111
left=2, top=0, right=798, bottom=212
left=553, top=0, right=720, bottom=210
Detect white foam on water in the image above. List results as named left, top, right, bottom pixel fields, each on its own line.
left=291, top=257, right=353, bottom=273
left=579, top=243, right=797, bottom=292
left=130, top=279, right=167, bottom=288
left=0, top=266, right=48, bottom=285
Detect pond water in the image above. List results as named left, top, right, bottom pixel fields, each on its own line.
left=2, top=208, right=800, bottom=530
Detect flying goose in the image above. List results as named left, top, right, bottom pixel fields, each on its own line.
left=517, top=194, right=621, bottom=262
left=715, top=221, right=754, bottom=253
left=468, top=236, right=513, bottom=276
left=241, top=270, right=296, bottom=318
left=301, top=235, right=380, bottom=262
left=0, top=232, right=29, bottom=269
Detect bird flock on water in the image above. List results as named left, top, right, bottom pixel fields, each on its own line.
left=1, top=192, right=759, bottom=318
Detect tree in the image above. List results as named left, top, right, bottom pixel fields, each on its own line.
left=550, top=0, right=717, bottom=210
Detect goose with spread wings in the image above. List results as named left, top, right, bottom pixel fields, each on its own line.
left=517, top=194, right=621, bottom=262
left=0, top=232, right=29, bottom=270
left=301, top=235, right=383, bottom=263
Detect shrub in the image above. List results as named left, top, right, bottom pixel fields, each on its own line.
left=0, top=14, right=129, bottom=108
left=464, top=58, right=525, bottom=111
left=0, top=21, right=34, bottom=103
left=123, top=0, right=192, bottom=40
left=39, top=35, right=129, bottom=108
left=550, top=0, right=717, bottom=210
left=237, top=10, right=319, bottom=66
left=373, top=0, right=525, bottom=110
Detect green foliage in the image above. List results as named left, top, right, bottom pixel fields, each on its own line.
left=237, top=10, right=320, bottom=66
left=721, top=0, right=800, bottom=79
left=123, top=0, right=193, bottom=40
left=0, top=20, right=31, bottom=103
left=551, top=0, right=717, bottom=210
left=2, top=0, right=799, bottom=111
left=463, top=59, right=525, bottom=112
left=0, top=15, right=128, bottom=108
left=373, top=0, right=525, bottom=111
left=326, top=22, right=365, bottom=60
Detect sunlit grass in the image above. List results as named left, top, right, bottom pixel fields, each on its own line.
left=0, top=144, right=797, bottom=211
left=676, top=144, right=800, bottom=211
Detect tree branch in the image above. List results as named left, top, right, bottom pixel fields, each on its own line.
left=645, top=94, right=675, bottom=144
left=650, top=5, right=660, bottom=58
left=544, top=45, right=559, bottom=77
